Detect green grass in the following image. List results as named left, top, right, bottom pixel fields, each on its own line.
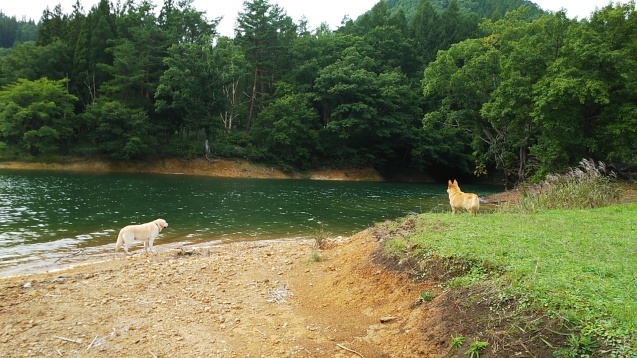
left=466, top=340, right=489, bottom=357
left=450, top=335, right=465, bottom=349
left=375, top=204, right=637, bottom=356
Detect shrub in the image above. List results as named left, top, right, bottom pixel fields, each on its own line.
left=419, top=290, right=436, bottom=302
left=513, top=159, right=621, bottom=212
left=310, top=224, right=330, bottom=250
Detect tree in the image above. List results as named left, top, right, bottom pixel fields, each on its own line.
left=530, top=14, right=609, bottom=174
left=37, top=4, right=67, bottom=46
left=251, top=83, right=321, bottom=169
left=422, top=9, right=581, bottom=182
left=591, top=2, right=637, bottom=166
left=155, top=42, right=223, bottom=142
left=235, top=0, right=297, bottom=130
left=0, top=78, right=77, bottom=155
left=81, top=100, right=153, bottom=159
left=0, top=13, right=37, bottom=47
left=0, top=41, right=71, bottom=87
left=98, top=38, right=149, bottom=106
left=314, top=46, right=419, bottom=168
left=213, top=37, right=250, bottom=133
left=409, top=0, right=440, bottom=65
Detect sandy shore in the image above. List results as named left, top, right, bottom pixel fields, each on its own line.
left=0, top=232, right=453, bottom=357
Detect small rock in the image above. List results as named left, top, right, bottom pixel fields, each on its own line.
left=380, top=316, right=398, bottom=323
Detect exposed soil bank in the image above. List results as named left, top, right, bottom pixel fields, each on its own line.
left=0, top=158, right=386, bottom=181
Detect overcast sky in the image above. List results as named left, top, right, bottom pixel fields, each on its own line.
left=1, top=0, right=619, bottom=37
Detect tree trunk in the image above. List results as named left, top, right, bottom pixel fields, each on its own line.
left=518, top=145, right=528, bottom=182
left=247, top=66, right=259, bottom=131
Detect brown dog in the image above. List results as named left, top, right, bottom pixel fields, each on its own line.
left=447, top=180, right=479, bottom=216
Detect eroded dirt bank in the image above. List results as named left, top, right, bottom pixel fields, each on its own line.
left=0, top=232, right=452, bottom=357
left=0, top=158, right=385, bottom=181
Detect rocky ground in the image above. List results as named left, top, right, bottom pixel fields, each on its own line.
left=0, top=232, right=452, bottom=357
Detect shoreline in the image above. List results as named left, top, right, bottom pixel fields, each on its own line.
left=0, top=234, right=322, bottom=279
left=0, top=232, right=447, bottom=357
left=0, top=160, right=497, bottom=279
left=0, top=158, right=390, bottom=181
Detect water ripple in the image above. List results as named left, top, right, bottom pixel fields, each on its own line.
left=0, top=170, right=498, bottom=274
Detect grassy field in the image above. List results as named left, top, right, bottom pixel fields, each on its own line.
left=375, top=204, right=637, bottom=356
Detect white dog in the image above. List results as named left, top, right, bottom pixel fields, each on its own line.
left=115, top=218, right=168, bottom=254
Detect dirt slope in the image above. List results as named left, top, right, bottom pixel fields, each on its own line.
left=0, top=232, right=451, bottom=357
left=0, top=158, right=385, bottom=181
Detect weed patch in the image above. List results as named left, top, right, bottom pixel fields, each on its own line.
left=508, top=159, right=622, bottom=212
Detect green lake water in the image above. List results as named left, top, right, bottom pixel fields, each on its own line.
left=0, top=169, right=499, bottom=275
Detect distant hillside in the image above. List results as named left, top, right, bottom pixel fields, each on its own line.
left=385, top=0, right=544, bottom=20
left=0, top=12, right=38, bottom=48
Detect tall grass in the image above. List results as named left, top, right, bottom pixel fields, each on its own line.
left=374, top=205, right=637, bottom=356
left=512, top=159, right=621, bottom=212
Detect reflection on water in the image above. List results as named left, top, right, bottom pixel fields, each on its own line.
left=0, top=170, right=499, bottom=274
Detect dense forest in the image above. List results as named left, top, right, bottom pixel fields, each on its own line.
left=0, top=0, right=636, bottom=183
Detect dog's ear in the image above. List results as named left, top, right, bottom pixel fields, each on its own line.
left=453, top=179, right=458, bottom=185
left=448, top=180, right=452, bottom=186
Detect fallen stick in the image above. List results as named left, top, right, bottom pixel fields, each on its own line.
left=336, top=343, right=364, bottom=358
left=86, top=335, right=98, bottom=350
left=148, top=348, right=158, bottom=358
left=53, top=335, right=82, bottom=344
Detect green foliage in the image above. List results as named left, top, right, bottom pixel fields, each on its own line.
left=424, top=4, right=637, bottom=182
left=466, top=340, right=488, bottom=357
left=0, top=78, right=77, bottom=155
left=251, top=84, right=320, bottom=170
left=0, top=13, right=38, bottom=48
left=0, top=41, right=70, bottom=87
left=22, top=126, right=60, bottom=154
left=155, top=42, right=223, bottom=138
left=553, top=334, right=599, bottom=358
left=451, top=335, right=465, bottom=349
left=386, top=0, right=544, bottom=22
left=81, top=100, right=153, bottom=159
left=235, top=0, right=297, bottom=130
left=313, top=45, right=421, bottom=169
left=373, top=205, right=637, bottom=356
left=1, top=0, right=637, bottom=180
left=419, top=290, right=436, bottom=302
